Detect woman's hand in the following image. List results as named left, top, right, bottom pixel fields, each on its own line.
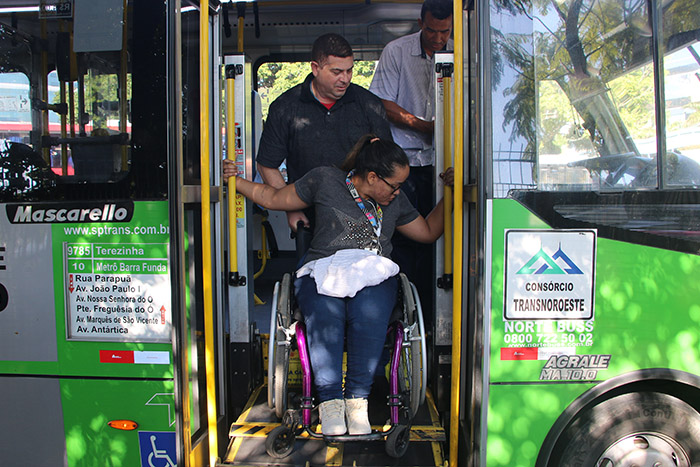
left=439, top=167, right=454, bottom=187
left=223, top=159, right=239, bottom=181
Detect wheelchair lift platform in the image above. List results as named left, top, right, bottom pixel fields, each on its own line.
left=220, top=384, right=446, bottom=466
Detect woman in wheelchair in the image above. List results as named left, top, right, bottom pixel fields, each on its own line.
left=225, top=134, right=452, bottom=436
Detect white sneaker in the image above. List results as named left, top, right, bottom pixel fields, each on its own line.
left=345, top=398, right=371, bottom=435
left=319, top=399, right=346, bottom=436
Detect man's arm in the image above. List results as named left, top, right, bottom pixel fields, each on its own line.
left=257, top=163, right=287, bottom=189
left=257, top=163, right=310, bottom=231
left=381, top=99, right=434, bottom=136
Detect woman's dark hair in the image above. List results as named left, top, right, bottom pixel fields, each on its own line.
left=341, top=134, right=409, bottom=178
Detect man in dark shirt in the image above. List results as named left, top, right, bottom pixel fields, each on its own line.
left=255, top=33, right=392, bottom=231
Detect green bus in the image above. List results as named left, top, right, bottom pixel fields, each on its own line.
left=1, top=0, right=700, bottom=466
left=475, top=0, right=700, bottom=464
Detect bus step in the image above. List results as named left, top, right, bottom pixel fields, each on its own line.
left=220, top=384, right=446, bottom=466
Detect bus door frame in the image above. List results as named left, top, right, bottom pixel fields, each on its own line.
left=222, top=53, right=256, bottom=412
left=433, top=51, right=456, bottom=413
left=169, top=3, right=230, bottom=465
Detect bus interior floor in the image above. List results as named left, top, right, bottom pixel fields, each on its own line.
left=221, top=384, right=446, bottom=467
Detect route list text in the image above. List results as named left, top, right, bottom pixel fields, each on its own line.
left=65, top=242, right=171, bottom=342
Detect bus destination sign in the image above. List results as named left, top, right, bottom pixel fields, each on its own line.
left=64, top=242, right=171, bottom=342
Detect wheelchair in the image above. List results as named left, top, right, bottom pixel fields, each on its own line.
left=265, top=270, right=427, bottom=459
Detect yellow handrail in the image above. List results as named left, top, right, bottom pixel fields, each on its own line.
left=443, top=74, right=454, bottom=279
left=237, top=15, right=245, bottom=53
left=199, top=1, right=218, bottom=466
left=449, top=0, right=464, bottom=465
left=226, top=70, right=240, bottom=283
left=253, top=223, right=267, bottom=280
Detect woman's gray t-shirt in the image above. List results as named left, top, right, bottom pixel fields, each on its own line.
left=294, top=166, right=419, bottom=265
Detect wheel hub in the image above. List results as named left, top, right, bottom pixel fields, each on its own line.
left=596, top=433, right=690, bottom=467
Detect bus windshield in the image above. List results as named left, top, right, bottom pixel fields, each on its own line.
left=0, top=2, right=167, bottom=202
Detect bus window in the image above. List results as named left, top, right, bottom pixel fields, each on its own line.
left=661, top=44, right=700, bottom=188
left=0, top=72, right=32, bottom=146
left=663, top=0, right=700, bottom=188
left=531, top=0, right=700, bottom=191
left=0, top=2, right=167, bottom=202
left=534, top=0, right=659, bottom=190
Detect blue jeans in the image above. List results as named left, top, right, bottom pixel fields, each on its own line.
left=294, top=274, right=398, bottom=402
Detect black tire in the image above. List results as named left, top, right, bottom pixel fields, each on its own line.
left=277, top=273, right=293, bottom=328
left=398, top=273, right=415, bottom=324
left=274, top=342, right=290, bottom=419
left=551, top=392, right=700, bottom=466
left=267, top=282, right=280, bottom=410
left=397, top=279, right=424, bottom=419
left=272, top=273, right=293, bottom=418
left=265, top=425, right=295, bottom=459
left=385, top=425, right=411, bottom=458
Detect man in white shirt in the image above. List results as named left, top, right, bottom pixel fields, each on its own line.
left=369, top=0, right=453, bottom=315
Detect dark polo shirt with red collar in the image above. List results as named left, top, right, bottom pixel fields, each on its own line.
left=256, top=73, right=392, bottom=183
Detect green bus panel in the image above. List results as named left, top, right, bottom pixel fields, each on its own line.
left=490, top=198, right=700, bottom=384
left=0, top=200, right=173, bottom=379
left=1, top=200, right=176, bottom=466
left=487, top=198, right=700, bottom=464
left=486, top=383, right=594, bottom=467
left=61, top=378, right=175, bottom=467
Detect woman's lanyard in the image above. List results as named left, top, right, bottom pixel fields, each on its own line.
left=346, top=170, right=383, bottom=245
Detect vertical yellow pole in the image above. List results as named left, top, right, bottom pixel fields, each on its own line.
left=443, top=75, right=453, bottom=278
left=226, top=69, right=238, bottom=278
left=237, top=16, right=244, bottom=53
left=449, top=0, right=464, bottom=465
left=199, top=1, right=218, bottom=466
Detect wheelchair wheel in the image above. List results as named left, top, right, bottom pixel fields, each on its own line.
left=265, top=425, right=295, bottom=459
left=385, top=424, right=411, bottom=458
left=268, top=274, right=293, bottom=418
left=267, top=282, right=280, bottom=409
left=396, top=277, right=426, bottom=419
left=398, top=273, right=415, bottom=324
left=398, top=333, right=422, bottom=419
left=410, top=282, right=428, bottom=409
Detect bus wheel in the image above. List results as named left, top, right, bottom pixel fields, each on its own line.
left=554, top=392, right=700, bottom=466
left=385, top=425, right=411, bottom=458
left=265, top=425, right=295, bottom=459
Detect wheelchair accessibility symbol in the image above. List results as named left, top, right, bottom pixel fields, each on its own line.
left=138, top=431, right=176, bottom=467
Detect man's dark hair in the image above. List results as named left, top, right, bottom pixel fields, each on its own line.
left=311, top=33, right=353, bottom=64
left=421, top=0, right=453, bottom=20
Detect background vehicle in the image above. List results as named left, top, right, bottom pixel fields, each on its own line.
left=1, top=0, right=699, bottom=466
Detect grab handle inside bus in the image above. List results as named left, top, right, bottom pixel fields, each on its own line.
left=437, top=62, right=454, bottom=290
left=226, top=64, right=246, bottom=287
